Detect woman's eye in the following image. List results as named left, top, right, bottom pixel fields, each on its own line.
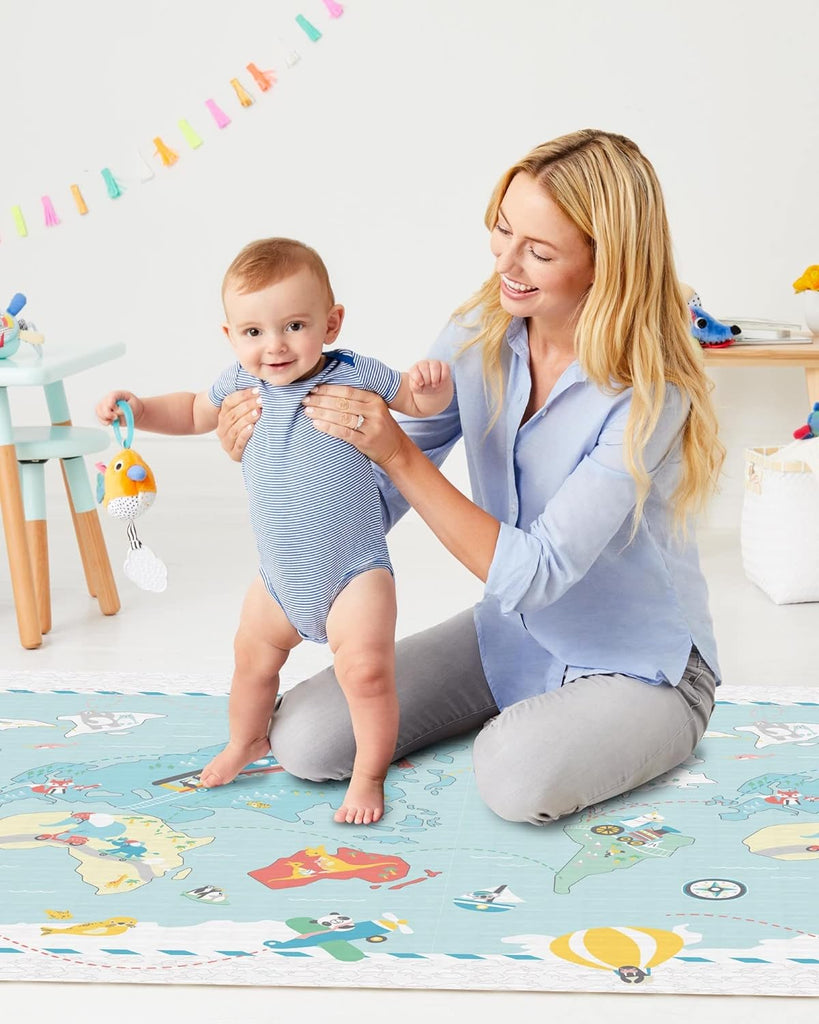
left=529, top=248, right=551, bottom=263
left=495, top=223, right=512, bottom=236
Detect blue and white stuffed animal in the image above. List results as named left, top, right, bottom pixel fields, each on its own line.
left=688, top=300, right=741, bottom=348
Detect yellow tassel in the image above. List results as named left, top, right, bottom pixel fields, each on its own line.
left=178, top=119, right=203, bottom=149
left=71, top=184, right=88, bottom=215
left=230, top=78, right=254, bottom=108
left=12, top=205, right=28, bottom=237
left=153, top=137, right=179, bottom=167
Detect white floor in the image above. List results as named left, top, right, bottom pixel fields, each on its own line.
left=2, top=438, right=818, bottom=1022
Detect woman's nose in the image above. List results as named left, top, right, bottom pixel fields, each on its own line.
left=494, top=243, right=518, bottom=276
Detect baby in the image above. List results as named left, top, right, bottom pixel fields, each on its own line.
left=96, top=238, right=453, bottom=825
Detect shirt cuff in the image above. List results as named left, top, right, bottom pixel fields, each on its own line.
left=484, top=521, right=543, bottom=615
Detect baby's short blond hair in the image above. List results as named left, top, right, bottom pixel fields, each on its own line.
left=222, top=237, right=335, bottom=307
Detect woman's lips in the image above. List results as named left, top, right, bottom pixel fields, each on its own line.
left=500, top=274, right=538, bottom=300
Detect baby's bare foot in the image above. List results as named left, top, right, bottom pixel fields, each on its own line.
left=334, top=774, right=386, bottom=825
left=199, top=737, right=271, bottom=789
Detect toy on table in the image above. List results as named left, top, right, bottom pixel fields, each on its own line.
left=0, top=292, right=45, bottom=359
left=793, top=402, right=819, bottom=440
left=95, top=400, right=167, bottom=592
left=688, top=301, right=742, bottom=348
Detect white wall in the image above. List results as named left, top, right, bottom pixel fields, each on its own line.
left=1, top=0, right=817, bottom=527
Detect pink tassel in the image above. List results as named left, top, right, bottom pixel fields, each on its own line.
left=205, top=99, right=231, bottom=129
left=246, top=62, right=277, bottom=92
left=322, top=0, right=344, bottom=16
left=42, top=196, right=60, bottom=227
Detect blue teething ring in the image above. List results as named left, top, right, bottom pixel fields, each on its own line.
left=113, top=399, right=135, bottom=449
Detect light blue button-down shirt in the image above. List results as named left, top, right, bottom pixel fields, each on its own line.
left=376, top=315, right=721, bottom=711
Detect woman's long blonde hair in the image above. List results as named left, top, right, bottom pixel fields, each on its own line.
left=455, top=129, right=724, bottom=532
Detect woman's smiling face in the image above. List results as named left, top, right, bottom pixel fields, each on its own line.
left=490, top=172, right=594, bottom=328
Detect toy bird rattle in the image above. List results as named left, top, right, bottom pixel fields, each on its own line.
left=0, top=292, right=45, bottom=358
left=96, top=400, right=167, bottom=592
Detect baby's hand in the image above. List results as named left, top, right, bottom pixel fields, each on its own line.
left=408, top=359, right=452, bottom=395
left=96, top=390, right=143, bottom=427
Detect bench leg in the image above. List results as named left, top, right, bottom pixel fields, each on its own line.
left=61, top=456, right=121, bottom=617
left=806, top=367, right=819, bottom=407
left=19, top=461, right=52, bottom=635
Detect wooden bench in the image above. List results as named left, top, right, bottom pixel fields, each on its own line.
left=703, top=338, right=819, bottom=405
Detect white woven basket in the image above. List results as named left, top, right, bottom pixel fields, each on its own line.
left=740, top=444, right=819, bottom=604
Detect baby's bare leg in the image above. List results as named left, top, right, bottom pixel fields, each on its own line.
left=326, top=568, right=398, bottom=825
left=200, top=576, right=300, bottom=788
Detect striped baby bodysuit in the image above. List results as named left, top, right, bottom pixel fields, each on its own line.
left=209, top=349, right=402, bottom=642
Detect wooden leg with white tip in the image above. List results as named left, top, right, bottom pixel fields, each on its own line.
left=0, top=385, right=42, bottom=649
left=19, top=460, right=52, bottom=634
left=62, top=456, right=120, bottom=617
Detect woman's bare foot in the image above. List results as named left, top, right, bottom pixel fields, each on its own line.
left=199, top=736, right=271, bottom=789
left=333, top=772, right=386, bottom=825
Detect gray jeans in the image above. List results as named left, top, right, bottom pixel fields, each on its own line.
left=270, top=608, right=716, bottom=825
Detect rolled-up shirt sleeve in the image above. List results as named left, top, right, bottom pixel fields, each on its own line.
left=486, top=385, right=689, bottom=614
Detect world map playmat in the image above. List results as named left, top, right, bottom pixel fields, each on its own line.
left=1, top=671, right=819, bottom=996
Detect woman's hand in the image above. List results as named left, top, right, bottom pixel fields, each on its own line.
left=301, top=384, right=409, bottom=468
left=216, top=388, right=263, bottom=461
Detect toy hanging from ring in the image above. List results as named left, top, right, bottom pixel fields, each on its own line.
left=96, top=400, right=167, bottom=593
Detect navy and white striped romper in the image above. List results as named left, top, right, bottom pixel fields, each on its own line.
left=209, top=350, right=402, bottom=643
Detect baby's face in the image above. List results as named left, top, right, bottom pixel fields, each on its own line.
left=223, top=267, right=341, bottom=386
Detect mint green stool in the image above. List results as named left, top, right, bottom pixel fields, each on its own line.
left=14, top=425, right=116, bottom=634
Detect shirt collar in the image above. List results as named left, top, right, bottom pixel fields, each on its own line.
left=505, top=317, right=589, bottom=386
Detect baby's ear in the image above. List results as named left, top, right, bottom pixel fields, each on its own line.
left=324, top=304, right=345, bottom=345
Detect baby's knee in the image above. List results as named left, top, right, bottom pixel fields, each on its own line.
left=268, top=688, right=355, bottom=783
left=334, top=650, right=392, bottom=700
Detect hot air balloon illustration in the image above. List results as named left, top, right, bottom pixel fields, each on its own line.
left=550, top=925, right=684, bottom=984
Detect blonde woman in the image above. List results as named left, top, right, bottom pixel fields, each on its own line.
left=217, top=130, right=724, bottom=825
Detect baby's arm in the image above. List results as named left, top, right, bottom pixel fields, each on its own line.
left=96, top=389, right=218, bottom=435
left=388, top=360, right=453, bottom=419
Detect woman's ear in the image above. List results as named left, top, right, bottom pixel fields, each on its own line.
left=324, top=304, right=345, bottom=345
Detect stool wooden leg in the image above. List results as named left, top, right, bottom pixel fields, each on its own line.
left=72, top=510, right=120, bottom=615
left=24, top=519, right=51, bottom=634
left=0, top=444, right=42, bottom=648
left=19, top=461, right=52, bottom=635
left=58, top=460, right=98, bottom=598
left=62, top=456, right=120, bottom=617
left=47, top=400, right=99, bottom=600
